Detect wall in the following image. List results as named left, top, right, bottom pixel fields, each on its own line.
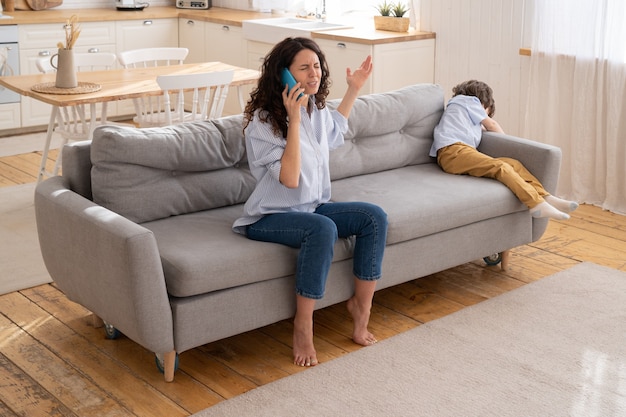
left=420, top=0, right=528, bottom=136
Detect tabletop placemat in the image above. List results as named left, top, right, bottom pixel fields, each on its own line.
left=31, top=82, right=102, bottom=95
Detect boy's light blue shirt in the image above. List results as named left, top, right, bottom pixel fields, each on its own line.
left=233, top=99, right=348, bottom=234
left=429, top=95, right=488, bottom=157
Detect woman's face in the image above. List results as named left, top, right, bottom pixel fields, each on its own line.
left=288, top=48, right=322, bottom=96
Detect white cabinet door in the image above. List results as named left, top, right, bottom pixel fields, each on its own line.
left=115, top=18, right=179, bottom=117
left=181, top=21, right=248, bottom=115
left=19, top=21, right=116, bottom=54
left=0, top=104, right=20, bottom=130
left=202, top=23, right=247, bottom=115
left=315, top=39, right=372, bottom=100
left=317, top=37, right=435, bottom=100
left=206, top=22, right=245, bottom=67
left=372, top=38, right=435, bottom=93
left=115, top=18, right=178, bottom=53
left=246, top=40, right=273, bottom=71
left=179, top=17, right=206, bottom=64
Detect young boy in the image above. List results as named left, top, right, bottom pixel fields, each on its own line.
left=429, top=80, right=578, bottom=220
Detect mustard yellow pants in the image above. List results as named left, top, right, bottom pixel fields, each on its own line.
left=436, top=143, right=548, bottom=209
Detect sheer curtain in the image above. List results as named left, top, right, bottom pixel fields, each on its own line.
left=523, top=0, right=626, bottom=215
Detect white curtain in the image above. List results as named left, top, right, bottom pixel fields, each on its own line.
left=523, top=0, right=626, bottom=215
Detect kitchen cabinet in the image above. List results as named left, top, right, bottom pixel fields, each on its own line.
left=244, top=36, right=435, bottom=101
left=180, top=19, right=246, bottom=66
left=116, top=18, right=179, bottom=116
left=115, top=18, right=178, bottom=54
left=208, top=22, right=248, bottom=115
left=246, top=40, right=273, bottom=72
left=0, top=104, right=20, bottom=130
left=205, top=22, right=246, bottom=67
left=180, top=19, right=248, bottom=115
left=315, top=38, right=435, bottom=100
left=18, top=21, right=116, bottom=127
left=315, top=39, right=372, bottom=98
left=178, top=17, right=206, bottom=64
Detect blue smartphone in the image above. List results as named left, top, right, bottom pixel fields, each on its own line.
left=281, top=68, right=303, bottom=99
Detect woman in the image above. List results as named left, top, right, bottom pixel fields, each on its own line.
left=233, top=37, right=388, bottom=368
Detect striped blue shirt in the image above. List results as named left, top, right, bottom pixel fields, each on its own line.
left=233, top=99, right=348, bottom=234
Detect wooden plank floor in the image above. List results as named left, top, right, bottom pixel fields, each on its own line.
left=1, top=150, right=625, bottom=416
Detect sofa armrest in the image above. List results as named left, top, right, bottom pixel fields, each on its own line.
left=478, top=132, right=562, bottom=241
left=34, top=176, right=174, bottom=354
left=479, top=132, right=562, bottom=193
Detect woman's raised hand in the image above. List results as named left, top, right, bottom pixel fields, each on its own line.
left=346, top=55, right=373, bottom=92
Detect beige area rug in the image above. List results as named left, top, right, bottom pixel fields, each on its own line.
left=0, top=131, right=62, bottom=157
left=0, top=183, right=52, bottom=295
left=194, top=262, right=626, bottom=417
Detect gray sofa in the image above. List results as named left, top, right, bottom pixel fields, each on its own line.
left=34, top=84, right=561, bottom=382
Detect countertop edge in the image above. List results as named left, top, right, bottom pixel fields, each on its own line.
left=311, top=29, right=436, bottom=45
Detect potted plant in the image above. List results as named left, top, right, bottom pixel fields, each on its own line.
left=392, top=2, right=410, bottom=18
left=374, top=1, right=410, bottom=32
left=375, top=0, right=393, bottom=16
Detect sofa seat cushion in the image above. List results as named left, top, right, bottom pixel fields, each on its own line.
left=141, top=205, right=356, bottom=298
left=143, top=163, right=526, bottom=298
left=331, top=164, right=527, bottom=245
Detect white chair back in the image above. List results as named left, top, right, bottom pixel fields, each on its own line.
left=75, top=52, right=118, bottom=71
left=116, top=47, right=189, bottom=127
left=36, top=52, right=117, bottom=74
left=118, top=47, right=189, bottom=68
left=35, top=52, right=118, bottom=181
left=156, top=70, right=234, bottom=126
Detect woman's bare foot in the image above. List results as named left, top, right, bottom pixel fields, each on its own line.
left=347, top=296, right=377, bottom=346
left=293, top=315, right=318, bottom=367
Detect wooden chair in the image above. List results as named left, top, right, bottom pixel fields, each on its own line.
left=35, top=52, right=118, bottom=182
left=117, top=47, right=189, bottom=127
left=156, top=70, right=234, bottom=125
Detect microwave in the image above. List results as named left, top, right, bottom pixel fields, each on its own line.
left=176, top=0, right=211, bottom=9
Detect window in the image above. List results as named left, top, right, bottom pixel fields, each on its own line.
left=295, top=0, right=409, bottom=19
left=531, top=0, right=626, bottom=62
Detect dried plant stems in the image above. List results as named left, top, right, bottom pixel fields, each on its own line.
left=62, top=15, right=80, bottom=50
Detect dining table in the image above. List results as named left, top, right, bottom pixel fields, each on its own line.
left=0, top=61, right=260, bottom=182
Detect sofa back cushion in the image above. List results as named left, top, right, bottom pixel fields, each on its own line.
left=91, top=115, right=255, bottom=223
left=329, top=83, right=444, bottom=181
left=88, top=84, right=443, bottom=223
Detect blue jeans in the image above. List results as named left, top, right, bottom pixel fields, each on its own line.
left=246, top=202, right=388, bottom=300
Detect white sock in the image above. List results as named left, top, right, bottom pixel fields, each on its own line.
left=530, top=201, right=570, bottom=220
left=545, top=195, right=579, bottom=213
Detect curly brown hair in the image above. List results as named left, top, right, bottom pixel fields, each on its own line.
left=452, top=80, right=496, bottom=118
left=243, top=37, right=331, bottom=138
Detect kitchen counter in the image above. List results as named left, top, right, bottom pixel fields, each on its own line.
left=0, top=5, right=181, bottom=24
left=312, top=27, right=435, bottom=45
left=0, top=6, right=269, bottom=25
left=0, top=6, right=435, bottom=44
